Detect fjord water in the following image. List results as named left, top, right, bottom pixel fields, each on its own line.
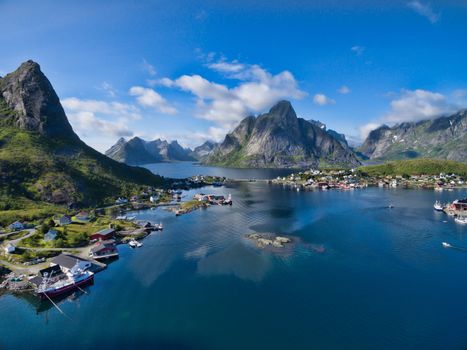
left=1, top=165, right=467, bottom=349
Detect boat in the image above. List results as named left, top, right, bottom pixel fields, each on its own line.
left=442, top=242, right=451, bottom=248
left=35, top=262, right=94, bottom=299
left=454, top=216, right=467, bottom=225
left=433, top=201, right=444, bottom=211
left=434, top=187, right=443, bottom=191
left=128, top=239, right=143, bottom=248
left=388, top=204, right=394, bottom=209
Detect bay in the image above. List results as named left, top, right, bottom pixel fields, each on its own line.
left=1, top=163, right=466, bottom=349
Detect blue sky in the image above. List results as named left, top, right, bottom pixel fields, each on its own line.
left=1, top=0, right=466, bottom=151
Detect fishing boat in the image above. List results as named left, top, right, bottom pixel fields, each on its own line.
left=35, top=262, right=94, bottom=299
left=128, top=239, right=143, bottom=248
left=442, top=242, right=451, bottom=248
left=433, top=201, right=444, bottom=211
left=454, top=216, right=467, bottom=225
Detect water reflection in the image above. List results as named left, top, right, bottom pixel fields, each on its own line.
left=197, top=243, right=272, bottom=282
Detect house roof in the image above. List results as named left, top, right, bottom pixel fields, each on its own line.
left=51, top=254, right=87, bottom=269
left=93, top=228, right=115, bottom=236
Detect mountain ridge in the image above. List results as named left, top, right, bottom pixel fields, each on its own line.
left=205, top=100, right=361, bottom=168
left=358, top=110, right=467, bottom=162
left=105, top=136, right=196, bottom=165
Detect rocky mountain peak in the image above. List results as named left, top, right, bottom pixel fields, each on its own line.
left=0, top=60, right=77, bottom=139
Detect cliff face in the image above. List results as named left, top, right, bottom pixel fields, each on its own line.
left=0, top=60, right=78, bottom=139
left=105, top=137, right=196, bottom=165
left=358, top=110, right=467, bottom=162
left=192, top=141, right=217, bottom=160
left=205, top=101, right=361, bottom=168
left=0, top=60, right=163, bottom=206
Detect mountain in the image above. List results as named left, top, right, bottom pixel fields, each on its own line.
left=205, top=101, right=360, bottom=168
left=0, top=60, right=164, bottom=208
left=192, top=141, right=217, bottom=160
left=106, top=137, right=196, bottom=165
left=358, top=110, right=467, bottom=162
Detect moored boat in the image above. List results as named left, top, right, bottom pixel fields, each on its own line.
left=433, top=201, right=444, bottom=211
left=129, top=239, right=143, bottom=248
left=35, top=262, right=94, bottom=299
left=454, top=216, right=467, bottom=225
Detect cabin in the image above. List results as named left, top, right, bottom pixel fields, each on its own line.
left=90, top=228, right=116, bottom=241
left=44, top=229, right=58, bottom=242
left=51, top=254, right=91, bottom=273
left=75, top=211, right=91, bottom=222
left=89, top=240, right=118, bottom=259
left=4, top=244, right=15, bottom=254
left=54, top=215, right=72, bottom=226
left=8, top=221, right=24, bottom=231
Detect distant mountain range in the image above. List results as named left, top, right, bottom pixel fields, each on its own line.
left=205, top=101, right=360, bottom=168
left=105, top=137, right=197, bottom=165
left=0, top=60, right=164, bottom=207
left=358, top=110, right=467, bottom=162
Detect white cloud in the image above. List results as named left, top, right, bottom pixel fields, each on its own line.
left=61, top=97, right=144, bottom=151
left=408, top=1, right=440, bottom=23
left=142, top=59, right=156, bottom=76
left=207, top=61, right=245, bottom=73
left=160, top=59, right=306, bottom=129
left=359, top=89, right=458, bottom=139
left=62, top=97, right=142, bottom=120
left=67, top=111, right=133, bottom=138
left=338, top=85, right=351, bottom=94
left=313, top=93, right=336, bottom=106
left=100, top=81, right=117, bottom=97
left=129, top=86, right=178, bottom=115
left=385, top=89, right=455, bottom=123
left=351, top=46, right=365, bottom=56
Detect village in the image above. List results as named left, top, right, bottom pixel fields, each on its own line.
left=270, top=168, right=466, bottom=191
left=0, top=176, right=233, bottom=299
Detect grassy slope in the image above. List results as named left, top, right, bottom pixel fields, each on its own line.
left=0, top=102, right=165, bottom=221
left=358, top=159, right=467, bottom=177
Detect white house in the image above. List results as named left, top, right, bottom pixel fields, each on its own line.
left=44, top=229, right=58, bottom=242
left=4, top=244, right=15, bottom=254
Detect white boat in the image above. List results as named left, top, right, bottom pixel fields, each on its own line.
left=434, top=187, right=443, bottom=191
left=128, top=239, right=142, bottom=248
left=454, top=216, right=467, bottom=225
left=433, top=201, right=444, bottom=211
left=442, top=242, right=451, bottom=248
left=388, top=204, right=394, bottom=209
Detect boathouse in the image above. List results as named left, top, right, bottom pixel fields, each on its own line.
left=90, top=228, right=116, bottom=241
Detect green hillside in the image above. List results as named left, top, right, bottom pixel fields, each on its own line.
left=358, top=159, right=467, bottom=177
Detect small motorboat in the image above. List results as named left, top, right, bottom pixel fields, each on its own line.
left=388, top=204, right=394, bottom=209
left=433, top=201, right=444, bottom=211
left=454, top=216, right=467, bottom=225
left=128, top=239, right=143, bottom=248
left=442, top=242, right=451, bottom=248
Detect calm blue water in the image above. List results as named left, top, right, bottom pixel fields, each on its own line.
left=143, top=161, right=297, bottom=179
left=1, top=164, right=467, bottom=349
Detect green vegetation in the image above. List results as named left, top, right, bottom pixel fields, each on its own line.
left=0, top=106, right=165, bottom=224
left=358, top=159, right=467, bottom=177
